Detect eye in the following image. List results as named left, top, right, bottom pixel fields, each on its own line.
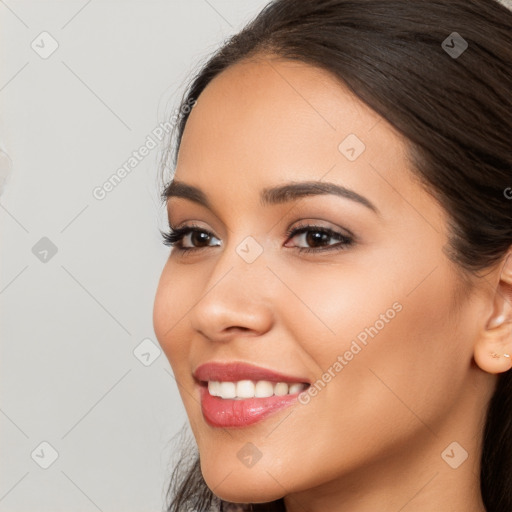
left=161, top=222, right=354, bottom=255
left=161, top=223, right=221, bottom=252
left=284, top=223, right=354, bottom=253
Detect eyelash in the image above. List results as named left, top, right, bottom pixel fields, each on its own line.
left=161, top=222, right=354, bottom=254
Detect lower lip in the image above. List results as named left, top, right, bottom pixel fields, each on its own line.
left=199, top=384, right=306, bottom=428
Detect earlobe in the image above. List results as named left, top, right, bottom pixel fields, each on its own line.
left=473, top=252, right=512, bottom=374
left=474, top=344, right=512, bottom=374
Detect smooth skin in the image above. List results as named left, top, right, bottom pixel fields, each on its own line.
left=153, top=55, right=512, bottom=512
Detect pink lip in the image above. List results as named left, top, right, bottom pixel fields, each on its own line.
left=193, top=362, right=310, bottom=428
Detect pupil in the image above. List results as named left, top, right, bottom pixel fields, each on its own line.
left=306, top=231, right=327, bottom=247
left=192, top=231, right=209, bottom=246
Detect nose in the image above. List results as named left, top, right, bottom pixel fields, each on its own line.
left=188, top=248, right=275, bottom=343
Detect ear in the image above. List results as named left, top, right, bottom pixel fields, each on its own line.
left=474, top=252, right=512, bottom=374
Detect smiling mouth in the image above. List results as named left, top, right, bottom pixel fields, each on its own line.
left=200, top=379, right=310, bottom=400
left=197, top=379, right=312, bottom=428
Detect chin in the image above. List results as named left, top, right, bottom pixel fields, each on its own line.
left=201, top=461, right=286, bottom=504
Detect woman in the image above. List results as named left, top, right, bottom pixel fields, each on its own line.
left=153, top=1, right=512, bottom=510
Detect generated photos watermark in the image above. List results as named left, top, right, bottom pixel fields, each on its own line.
left=92, top=98, right=196, bottom=201
left=298, top=301, right=403, bottom=405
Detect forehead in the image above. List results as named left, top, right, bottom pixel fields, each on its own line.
left=174, top=55, right=415, bottom=213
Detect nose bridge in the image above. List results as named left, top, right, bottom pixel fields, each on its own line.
left=213, top=232, right=271, bottom=293
left=189, top=234, right=275, bottom=336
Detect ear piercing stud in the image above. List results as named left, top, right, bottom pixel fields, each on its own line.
left=491, top=352, right=510, bottom=359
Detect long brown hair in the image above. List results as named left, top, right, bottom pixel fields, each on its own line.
left=160, top=1, right=512, bottom=510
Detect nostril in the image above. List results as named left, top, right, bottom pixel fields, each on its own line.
left=225, top=326, right=251, bottom=333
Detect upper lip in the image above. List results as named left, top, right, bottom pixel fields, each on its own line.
left=193, top=361, right=310, bottom=384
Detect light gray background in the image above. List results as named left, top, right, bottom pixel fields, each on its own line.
left=0, top=2, right=270, bottom=511
left=1, top=1, right=511, bottom=511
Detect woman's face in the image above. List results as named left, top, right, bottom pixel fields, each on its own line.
left=153, top=56, right=491, bottom=505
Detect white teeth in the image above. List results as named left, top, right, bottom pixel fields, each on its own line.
left=236, top=380, right=255, bottom=398
left=288, top=383, right=304, bottom=394
left=207, top=380, right=307, bottom=399
left=218, top=382, right=236, bottom=399
left=207, top=381, right=218, bottom=396
left=255, top=380, right=274, bottom=398
left=274, top=382, right=289, bottom=396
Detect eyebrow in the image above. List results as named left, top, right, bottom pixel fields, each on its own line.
left=163, top=180, right=379, bottom=214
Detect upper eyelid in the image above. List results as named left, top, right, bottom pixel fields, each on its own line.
left=288, top=221, right=355, bottom=239
left=167, top=207, right=235, bottom=236
left=165, top=189, right=375, bottom=234
left=171, top=223, right=353, bottom=242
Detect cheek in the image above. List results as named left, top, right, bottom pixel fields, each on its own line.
left=235, top=259, right=466, bottom=489
left=279, top=236, right=460, bottom=362
left=153, top=264, right=192, bottom=368
left=282, top=244, right=458, bottom=374
left=283, top=253, right=466, bottom=435
left=153, top=269, right=171, bottom=350
left=153, top=267, right=204, bottom=427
